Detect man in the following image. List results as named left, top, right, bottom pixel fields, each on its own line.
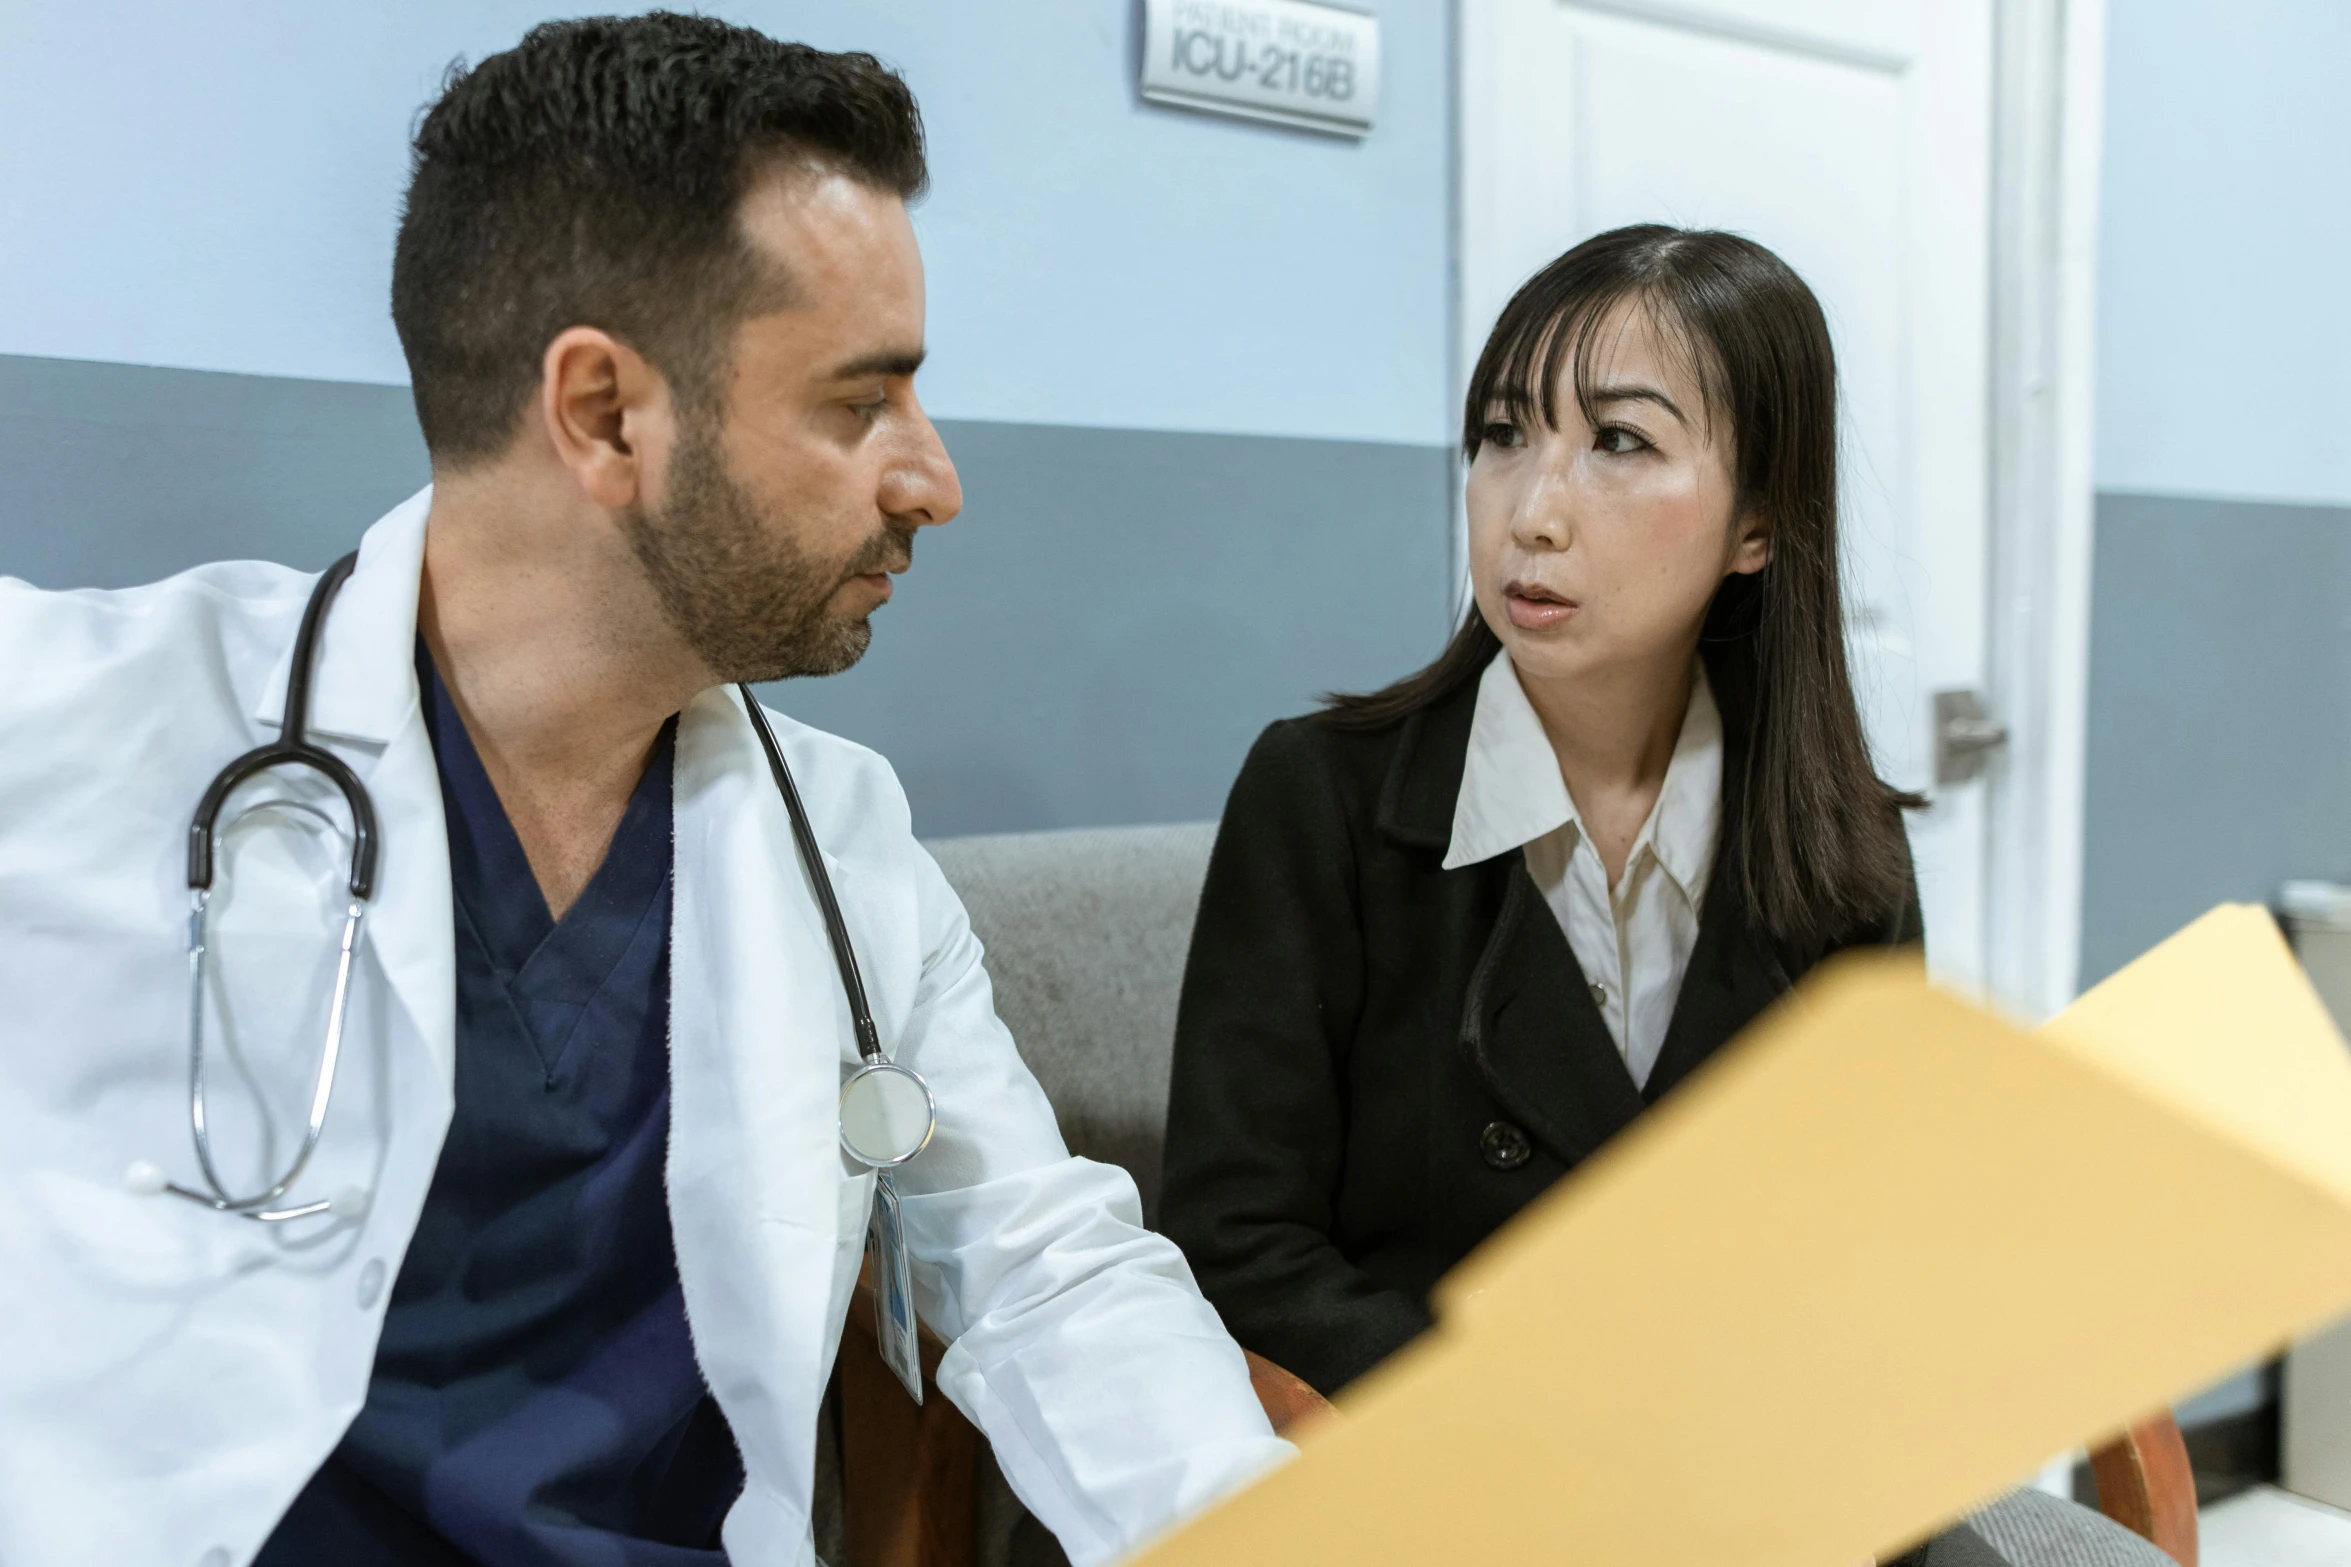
left=0, top=16, right=1285, bottom=1566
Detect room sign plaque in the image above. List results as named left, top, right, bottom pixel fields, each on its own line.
left=1139, top=0, right=1380, bottom=138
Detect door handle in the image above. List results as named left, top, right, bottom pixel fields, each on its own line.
left=1933, top=689, right=2009, bottom=785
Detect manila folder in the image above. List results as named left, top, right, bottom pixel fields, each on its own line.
left=1134, top=904, right=2351, bottom=1566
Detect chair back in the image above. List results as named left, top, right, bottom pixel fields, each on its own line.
left=922, top=822, right=1215, bottom=1227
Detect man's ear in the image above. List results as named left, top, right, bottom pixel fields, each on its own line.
left=1727, top=509, right=1772, bottom=577
left=537, top=327, right=674, bottom=510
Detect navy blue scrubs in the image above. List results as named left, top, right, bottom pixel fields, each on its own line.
left=257, top=648, right=740, bottom=1565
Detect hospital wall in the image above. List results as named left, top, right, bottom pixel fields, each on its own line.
left=2078, top=0, right=2351, bottom=1438
left=0, top=0, right=1454, bottom=837
left=2077, top=0, right=2351, bottom=985
left=12, top=0, right=2343, bottom=959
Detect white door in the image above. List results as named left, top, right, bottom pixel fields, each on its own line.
left=1460, top=0, right=1998, bottom=987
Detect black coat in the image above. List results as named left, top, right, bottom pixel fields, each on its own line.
left=1159, top=667, right=1922, bottom=1398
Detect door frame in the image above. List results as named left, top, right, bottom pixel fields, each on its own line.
left=1450, top=0, right=2107, bottom=1017
left=1982, top=0, right=2107, bottom=1020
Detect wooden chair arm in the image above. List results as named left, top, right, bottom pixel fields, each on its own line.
left=840, top=1262, right=980, bottom=1567
left=835, top=1302, right=1340, bottom=1567
left=1243, top=1348, right=1339, bottom=1439
left=2087, top=1413, right=2198, bottom=1567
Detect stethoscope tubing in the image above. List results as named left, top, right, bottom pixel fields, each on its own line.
left=145, top=557, right=933, bottom=1223
left=165, top=551, right=375, bottom=1222
left=187, top=552, right=378, bottom=901
left=170, top=893, right=368, bottom=1220
left=739, top=685, right=885, bottom=1066
left=739, top=685, right=939, bottom=1171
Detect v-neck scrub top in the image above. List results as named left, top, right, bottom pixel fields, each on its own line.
left=256, top=646, right=739, bottom=1566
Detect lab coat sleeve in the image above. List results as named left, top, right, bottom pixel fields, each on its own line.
left=884, top=842, right=1294, bottom=1567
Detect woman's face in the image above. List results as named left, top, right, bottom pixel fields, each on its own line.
left=1465, top=299, right=1767, bottom=691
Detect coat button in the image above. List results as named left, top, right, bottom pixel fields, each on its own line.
left=355, top=1258, right=387, bottom=1309
left=1480, top=1121, right=1532, bottom=1171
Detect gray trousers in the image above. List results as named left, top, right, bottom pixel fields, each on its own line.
left=1944, top=1487, right=2179, bottom=1567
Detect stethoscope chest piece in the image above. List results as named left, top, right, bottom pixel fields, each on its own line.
left=838, top=1061, right=937, bottom=1168
left=737, top=683, right=940, bottom=1177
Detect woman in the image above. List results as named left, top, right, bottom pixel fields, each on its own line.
left=1159, top=224, right=1923, bottom=1399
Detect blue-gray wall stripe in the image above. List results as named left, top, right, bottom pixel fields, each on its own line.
left=0, top=353, right=1454, bottom=837
left=2080, top=489, right=2351, bottom=986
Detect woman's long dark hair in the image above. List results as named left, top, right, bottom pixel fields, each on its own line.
left=1321, top=224, right=1920, bottom=950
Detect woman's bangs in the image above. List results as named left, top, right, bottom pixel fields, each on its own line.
left=1561, top=287, right=1729, bottom=440
left=1470, top=275, right=1724, bottom=451
left=1466, top=303, right=1558, bottom=451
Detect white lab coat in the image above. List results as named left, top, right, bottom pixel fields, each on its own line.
left=0, top=491, right=1288, bottom=1567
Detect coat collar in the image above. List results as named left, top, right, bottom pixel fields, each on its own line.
left=1374, top=668, right=1480, bottom=851
left=250, top=486, right=432, bottom=747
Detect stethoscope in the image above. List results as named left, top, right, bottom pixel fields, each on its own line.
left=124, top=550, right=936, bottom=1223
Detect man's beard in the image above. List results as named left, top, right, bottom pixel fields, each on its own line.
left=622, top=426, right=913, bottom=685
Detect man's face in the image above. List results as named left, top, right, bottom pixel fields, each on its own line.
left=624, top=165, right=962, bottom=684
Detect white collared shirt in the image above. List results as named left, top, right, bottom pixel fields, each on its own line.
left=1443, top=650, right=1724, bottom=1088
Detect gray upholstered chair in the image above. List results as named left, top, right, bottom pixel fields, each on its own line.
left=829, top=824, right=2188, bottom=1567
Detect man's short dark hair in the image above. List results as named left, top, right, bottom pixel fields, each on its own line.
left=391, top=12, right=927, bottom=466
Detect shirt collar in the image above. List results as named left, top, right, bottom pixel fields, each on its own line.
left=1644, top=664, right=1723, bottom=900
left=1441, top=648, right=1724, bottom=900
left=1442, top=650, right=1574, bottom=870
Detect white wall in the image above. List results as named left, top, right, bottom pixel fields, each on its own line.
left=2095, top=0, right=2351, bottom=506
left=0, top=0, right=1452, bottom=447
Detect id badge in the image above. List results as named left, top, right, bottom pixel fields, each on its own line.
left=866, top=1171, right=923, bottom=1404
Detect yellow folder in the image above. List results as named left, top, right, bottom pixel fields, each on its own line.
left=1136, top=905, right=2351, bottom=1565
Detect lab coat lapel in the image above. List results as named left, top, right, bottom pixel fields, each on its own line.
left=668, top=685, right=845, bottom=1530
left=251, top=488, right=436, bottom=751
